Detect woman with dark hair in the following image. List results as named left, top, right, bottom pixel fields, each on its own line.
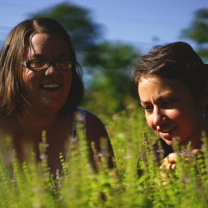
left=0, top=18, right=113, bottom=175
left=132, top=41, right=208, bottom=176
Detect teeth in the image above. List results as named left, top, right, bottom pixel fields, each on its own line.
left=160, top=127, right=175, bottom=133
left=42, top=84, right=59, bottom=89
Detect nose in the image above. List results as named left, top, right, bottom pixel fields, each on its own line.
left=152, top=107, right=166, bottom=126
left=45, top=64, right=59, bottom=76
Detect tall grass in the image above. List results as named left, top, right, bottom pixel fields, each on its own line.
left=0, top=108, right=208, bottom=207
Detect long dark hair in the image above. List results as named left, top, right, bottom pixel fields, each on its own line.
left=0, top=17, right=84, bottom=117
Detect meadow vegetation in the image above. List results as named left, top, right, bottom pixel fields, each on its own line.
left=0, top=107, right=208, bottom=207
left=0, top=2, right=207, bottom=206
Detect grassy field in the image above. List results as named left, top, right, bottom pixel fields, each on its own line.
left=0, top=108, right=208, bottom=207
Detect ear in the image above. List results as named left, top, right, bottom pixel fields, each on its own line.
left=200, top=81, right=208, bottom=107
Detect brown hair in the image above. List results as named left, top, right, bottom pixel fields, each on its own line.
left=132, top=41, right=208, bottom=106
left=0, top=18, right=84, bottom=117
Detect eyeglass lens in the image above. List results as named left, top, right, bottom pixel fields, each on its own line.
left=29, top=60, right=72, bottom=70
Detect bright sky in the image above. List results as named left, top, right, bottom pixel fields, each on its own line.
left=0, top=0, right=208, bottom=53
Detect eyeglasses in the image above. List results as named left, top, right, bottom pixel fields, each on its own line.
left=22, top=60, right=73, bottom=71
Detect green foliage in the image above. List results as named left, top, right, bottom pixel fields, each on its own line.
left=81, top=42, right=140, bottom=120
left=29, top=2, right=102, bottom=53
left=181, top=9, right=208, bottom=44
left=1, top=109, right=208, bottom=207
left=180, top=8, right=208, bottom=61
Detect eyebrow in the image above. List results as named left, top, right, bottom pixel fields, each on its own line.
left=140, top=101, right=150, bottom=105
left=57, top=54, right=71, bottom=59
left=140, top=97, right=163, bottom=104
left=30, top=53, right=70, bottom=59
left=140, top=91, right=177, bottom=105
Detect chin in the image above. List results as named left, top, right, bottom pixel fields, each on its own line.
left=162, top=138, right=175, bottom=146
left=163, top=136, right=182, bottom=146
left=43, top=99, right=66, bottom=108
left=40, top=102, right=64, bottom=112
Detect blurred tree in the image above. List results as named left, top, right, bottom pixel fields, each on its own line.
left=81, top=41, right=140, bottom=119
left=29, top=2, right=103, bottom=54
left=181, top=9, right=208, bottom=60
left=29, top=2, right=141, bottom=119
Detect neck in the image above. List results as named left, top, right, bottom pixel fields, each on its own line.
left=182, top=116, right=208, bottom=149
left=15, top=110, right=59, bottom=137
left=17, top=100, right=62, bottom=133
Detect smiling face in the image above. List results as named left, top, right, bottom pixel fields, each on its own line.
left=138, top=75, right=205, bottom=147
left=22, top=33, right=72, bottom=115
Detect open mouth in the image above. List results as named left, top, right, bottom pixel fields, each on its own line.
left=159, top=126, right=177, bottom=133
left=41, top=84, right=60, bottom=89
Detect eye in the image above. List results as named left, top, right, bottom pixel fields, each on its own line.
left=30, top=60, right=46, bottom=68
left=57, top=60, right=72, bottom=69
left=58, top=60, right=67, bottom=65
left=141, top=105, right=153, bottom=113
left=164, top=100, right=172, bottom=104
left=162, top=100, right=174, bottom=108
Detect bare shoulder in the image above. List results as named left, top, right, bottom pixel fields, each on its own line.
left=84, top=110, right=108, bottom=141
left=84, top=109, right=114, bottom=168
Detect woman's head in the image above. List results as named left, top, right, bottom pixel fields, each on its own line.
left=134, top=42, right=208, bottom=146
left=138, top=75, right=205, bottom=146
left=133, top=41, right=207, bottom=107
left=0, top=18, right=84, bottom=116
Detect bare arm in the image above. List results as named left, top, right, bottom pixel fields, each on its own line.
left=85, top=110, right=114, bottom=171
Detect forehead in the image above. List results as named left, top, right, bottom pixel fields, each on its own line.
left=138, top=75, right=190, bottom=100
left=139, top=75, right=183, bottom=89
left=24, top=33, right=69, bottom=58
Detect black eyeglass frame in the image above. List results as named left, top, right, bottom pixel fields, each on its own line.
left=22, top=60, right=73, bottom=71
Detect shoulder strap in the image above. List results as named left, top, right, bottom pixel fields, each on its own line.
left=64, top=107, right=87, bottom=164
left=72, top=107, right=86, bottom=141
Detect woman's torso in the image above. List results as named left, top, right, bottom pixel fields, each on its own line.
left=0, top=108, right=84, bottom=175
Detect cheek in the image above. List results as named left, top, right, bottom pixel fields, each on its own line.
left=22, top=69, right=36, bottom=92
left=169, top=104, right=197, bottom=123
left=22, top=68, right=31, bottom=82
left=166, top=109, right=181, bottom=120
left=65, top=72, right=72, bottom=90
left=145, top=114, right=154, bottom=129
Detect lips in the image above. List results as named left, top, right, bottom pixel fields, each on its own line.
left=158, top=126, right=177, bottom=133
left=41, top=84, right=60, bottom=89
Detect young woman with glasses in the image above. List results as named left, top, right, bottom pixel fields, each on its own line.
left=0, top=18, right=114, bottom=176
